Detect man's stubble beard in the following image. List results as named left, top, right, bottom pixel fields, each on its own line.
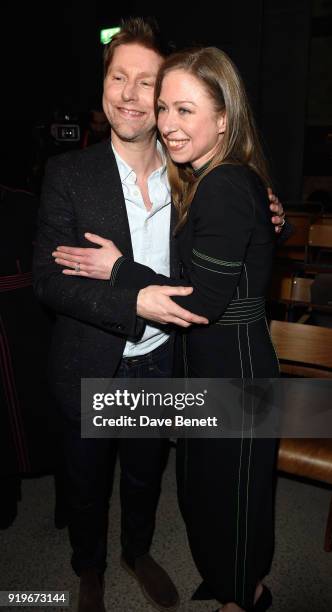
left=111, top=123, right=157, bottom=144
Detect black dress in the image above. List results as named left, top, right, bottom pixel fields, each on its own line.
left=112, top=163, right=280, bottom=610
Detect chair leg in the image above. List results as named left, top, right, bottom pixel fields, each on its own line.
left=324, top=493, right=332, bottom=552
left=297, top=312, right=311, bottom=324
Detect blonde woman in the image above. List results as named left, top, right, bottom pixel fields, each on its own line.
left=110, top=47, right=278, bottom=612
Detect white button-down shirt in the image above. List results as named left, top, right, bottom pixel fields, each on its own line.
left=112, top=142, right=171, bottom=357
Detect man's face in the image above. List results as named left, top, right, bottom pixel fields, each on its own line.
left=103, top=43, right=164, bottom=144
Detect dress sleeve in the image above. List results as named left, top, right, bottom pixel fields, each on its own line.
left=170, top=168, right=255, bottom=320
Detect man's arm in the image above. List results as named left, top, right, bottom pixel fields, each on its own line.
left=33, top=156, right=144, bottom=337
left=51, top=233, right=209, bottom=328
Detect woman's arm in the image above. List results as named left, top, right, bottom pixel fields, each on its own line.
left=51, top=168, right=278, bottom=325
left=52, top=229, right=208, bottom=327
left=114, top=167, right=255, bottom=322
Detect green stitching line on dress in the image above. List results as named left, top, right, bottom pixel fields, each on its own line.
left=232, top=296, right=264, bottom=302
left=192, top=248, right=242, bottom=267
left=216, top=313, right=265, bottom=325
left=224, top=303, right=264, bottom=312
left=192, top=261, right=239, bottom=275
left=222, top=306, right=265, bottom=316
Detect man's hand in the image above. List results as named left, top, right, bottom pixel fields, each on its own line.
left=268, top=188, right=285, bottom=234
left=137, top=285, right=209, bottom=328
left=52, top=233, right=122, bottom=279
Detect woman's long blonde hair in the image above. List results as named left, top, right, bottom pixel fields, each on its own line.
left=154, top=47, right=271, bottom=230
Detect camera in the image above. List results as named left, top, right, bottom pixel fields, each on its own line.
left=50, top=123, right=80, bottom=142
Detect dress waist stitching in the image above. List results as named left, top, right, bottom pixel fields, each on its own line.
left=216, top=296, right=265, bottom=325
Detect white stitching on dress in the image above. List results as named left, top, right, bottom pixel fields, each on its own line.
left=264, top=317, right=281, bottom=373
left=223, top=303, right=264, bottom=312
left=247, top=325, right=253, bottom=376
left=192, top=261, right=239, bottom=275
left=192, top=248, right=242, bottom=266
left=233, top=296, right=264, bottom=302
left=240, top=264, right=253, bottom=604
left=183, top=333, right=189, bottom=377
left=235, top=283, right=244, bottom=600
left=216, top=313, right=265, bottom=326
left=242, top=322, right=254, bottom=603
left=244, top=263, right=249, bottom=298
left=222, top=309, right=265, bottom=318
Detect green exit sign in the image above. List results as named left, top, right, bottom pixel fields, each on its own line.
left=100, top=27, right=121, bottom=45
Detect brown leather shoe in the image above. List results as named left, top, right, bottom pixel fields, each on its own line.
left=77, top=568, right=106, bottom=612
left=121, top=553, right=180, bottom=611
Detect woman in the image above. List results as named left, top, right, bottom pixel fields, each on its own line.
left=53, top=47, right=279, bottom=611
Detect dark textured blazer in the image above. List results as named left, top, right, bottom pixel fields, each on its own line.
left=33, top=140, right=178, bottom=409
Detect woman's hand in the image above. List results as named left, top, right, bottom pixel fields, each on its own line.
left=268, top=188, right=285, bottom=233
left=52, top=232, right=123, bottom=280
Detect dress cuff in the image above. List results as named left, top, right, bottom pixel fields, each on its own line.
left=110, top=256, right=127, bottom=287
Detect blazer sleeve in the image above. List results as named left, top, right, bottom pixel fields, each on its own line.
left=33, top=157, right=144, bottom=338
left=112, top=168, right=255, bottom=322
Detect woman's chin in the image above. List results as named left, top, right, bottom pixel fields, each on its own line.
left=168, top=152, right=191, bottom=165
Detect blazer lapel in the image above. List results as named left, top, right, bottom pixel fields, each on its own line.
left=83, top=141, right=179, bottom=273
left=85, top=141, right=133, bottom=258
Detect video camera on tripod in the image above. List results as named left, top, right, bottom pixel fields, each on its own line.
left=50, top=113, right=80, bottom=142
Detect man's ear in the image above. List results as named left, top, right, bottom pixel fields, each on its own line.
left=217, top=112, right=227, bottom=134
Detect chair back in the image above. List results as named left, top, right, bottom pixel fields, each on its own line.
left=309, top=222, right=332, bottom=249
left=290, top=277, right=313, bottom=303
left=270, top=320, right=332, bottom=377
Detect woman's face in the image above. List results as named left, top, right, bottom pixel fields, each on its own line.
left=157, top=69, right=226, bottom=169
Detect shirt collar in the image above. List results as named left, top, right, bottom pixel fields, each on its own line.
left=111, top=139, right=167, bottom=184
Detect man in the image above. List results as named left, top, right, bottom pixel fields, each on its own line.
left=34, top=17, right=285, bottom=612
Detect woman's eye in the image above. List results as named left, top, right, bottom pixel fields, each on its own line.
left=157, top=105, right=166, bottom=113
left=179, top=107, right=190, bottom=114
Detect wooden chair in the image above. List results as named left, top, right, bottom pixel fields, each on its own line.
left=290, top=277, right=313, bottom=303
left=270, top=320, right=332, bottom=377
left=277, top=212, right=311, bottom=262
left=308, top=220, right=332, bottom=263
left=289, top=277, right=314, bottom=322
left=309, top=218, right=332, bottom=246
left=269, top=273, right=293, bottom=302
left=269, top=274, right=313, bottom=321
left=270, top=320, right=332, bottom=551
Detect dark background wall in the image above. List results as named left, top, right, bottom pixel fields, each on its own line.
left=1, top=0, right=330, bottom=199
left=259, top=1, right=312, bottom=198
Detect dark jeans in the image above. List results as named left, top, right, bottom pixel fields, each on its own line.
left=65, top=339, right=173, bottom=576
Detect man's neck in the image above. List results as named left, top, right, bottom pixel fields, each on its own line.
left=111, top=131, right=162, bottom=180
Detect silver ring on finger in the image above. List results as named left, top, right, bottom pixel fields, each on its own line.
left=75, top=262, right=80, bottom=273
